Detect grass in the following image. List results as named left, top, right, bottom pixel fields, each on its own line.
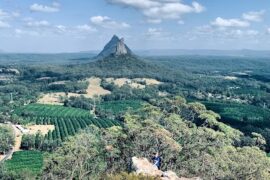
left=5, top=151, right=43, bottom=176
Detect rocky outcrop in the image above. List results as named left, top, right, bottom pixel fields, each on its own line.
left=116, top=38, right=128, bottom=55
left=96, top=35, right=132, bottom=59
left=132, top=157, right=163, bottom=177
left=132, top=157, right=201, bottom=180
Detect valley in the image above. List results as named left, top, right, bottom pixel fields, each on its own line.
left=0, top=35, right=270, bottom=179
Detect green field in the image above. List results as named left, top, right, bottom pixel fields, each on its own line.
left=16, top=104, right=121, bottom=141
left=15, top=104, right=92, bottom=118
left=97, top=100, right=143, bottom=115
left=41, top=116, right=120, bottom=141
left=202, top=101, right=270, bottom=127
left=5, top=151, right=43, bottom=175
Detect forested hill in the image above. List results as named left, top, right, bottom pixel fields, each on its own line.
left=88, top=35, right=174, bottom=79
left=19, top=36, right=182, bottom=81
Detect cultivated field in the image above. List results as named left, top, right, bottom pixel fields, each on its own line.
left=5, top=151, right=43, bottom=175
left=16, top=104, right=120, bottom=142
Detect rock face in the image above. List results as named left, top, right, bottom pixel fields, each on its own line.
left=96, top=35, right=132, bottom=59
left=132, top=157, right=163, bottom=177
left=116, top=38, right=128, bottom=55
left=132, top=157, right=201, bottom=180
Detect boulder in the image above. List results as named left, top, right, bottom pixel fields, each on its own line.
left=132, top=157, right=201, bottom=180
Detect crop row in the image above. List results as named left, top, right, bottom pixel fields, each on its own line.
left=15, top=104, right=91, bottom=118
left=27, top=116, right=121, bottom=141
left=16, top=104, right=121, bottom=142
left=5, top=151, right=43, bottom=175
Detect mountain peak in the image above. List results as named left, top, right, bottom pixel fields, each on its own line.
left=96, top=35, right=133, bottom=59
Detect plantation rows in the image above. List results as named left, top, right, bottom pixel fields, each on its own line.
left=16, top=104, right=121, bottom=141
left=30, top=116, right=121, bottom=141
left=15, top=104, right=91, bottom=118
left=5, top=151, right=43, bottom=175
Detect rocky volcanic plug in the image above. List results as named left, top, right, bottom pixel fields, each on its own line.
left=96, top=35, right=132, bottom=60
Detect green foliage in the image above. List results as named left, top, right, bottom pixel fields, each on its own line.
left=42, top=126, right=107, bottom=180
left=42, top=97, right=270, bottom=179
left=47, top=81, right=88, bottom=93
left=202, top=101, right=270, bottom=151
left=4, top=151, right=43, bottom=176
left=97, top=100, right=143, bottom=118
left=0, top=125, right=14, bottom=154
left=203, top=101, right=270, bottom=125
left=1, top=54, right=270, bottom=179
left=64, top=95, right=94, bottom=110
left=98, top=100, right=143, bottom=114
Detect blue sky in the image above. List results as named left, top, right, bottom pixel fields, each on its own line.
left=0, top=0, right=270, bottom=52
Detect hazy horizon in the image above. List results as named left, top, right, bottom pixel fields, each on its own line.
left=2, top=48, right=270, bottom=55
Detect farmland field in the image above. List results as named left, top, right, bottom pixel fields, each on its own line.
left=97, top=100, right=143, bottom=115
left=5, top=151, right=43, bottom=176
left=16, top=104, right=121, bottom=141
left=202, top=101, right=270, bottom=127
left=15, top=104, right=92, bottom=118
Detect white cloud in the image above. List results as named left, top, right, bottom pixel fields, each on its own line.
left=30, top=3, right=60, bottom=13
left=147, top=19, right=162, bottom=24
left=226, top=29, right=259, bottom=37
left=267, top=28, right=270, bottom=34
left=107, top=0, right=160, bottom=9
left=211, top=17, right=250, bottom=28
left=26, top=20, right=50, bottom=27
left=76, top=24, right=97, bottom=32
left=177, top=20, right=184, bottom=25
left=0, top=20, right=10, bottom=28
left=106, top=0, right=204, bottom=23
left=0, top=9, right=20, bottom=20
left=90, top=16, right=130, bottom=29
left=54, top=25, right=79, bottom=35
left=15, top=29, right=39, bottom=36
left=192, top=2, right=204, bottom=13
left=55, top=25, right=67, bottom=33
left=193, top=24, right=259, bottom=40
left=0, top=9, right=9, bottom=20
left=147, top=28, right=163, bottom=36
left=243, top=10, right=265, bottom=22
left=245, top=30, right=259, bottom=36
left=145, top=27, right=173, bottom=40
left=11, top=12, right=20, bottom=18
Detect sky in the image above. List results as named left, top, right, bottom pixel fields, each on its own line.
left=0, top=0, right=270, bottom=53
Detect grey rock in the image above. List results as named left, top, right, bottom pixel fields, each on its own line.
left=96, top=35, right=132, bottom=59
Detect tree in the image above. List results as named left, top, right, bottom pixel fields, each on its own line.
left=42, top=97, right=270, bottom=180
left=0, top=125, right=14, bottom=154
left=42, top=126, right=107, bottom=180
left=21, top=134, right=35, bottom=150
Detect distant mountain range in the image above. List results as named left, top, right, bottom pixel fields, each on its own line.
left=77, top=49, right=270, bottom=58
